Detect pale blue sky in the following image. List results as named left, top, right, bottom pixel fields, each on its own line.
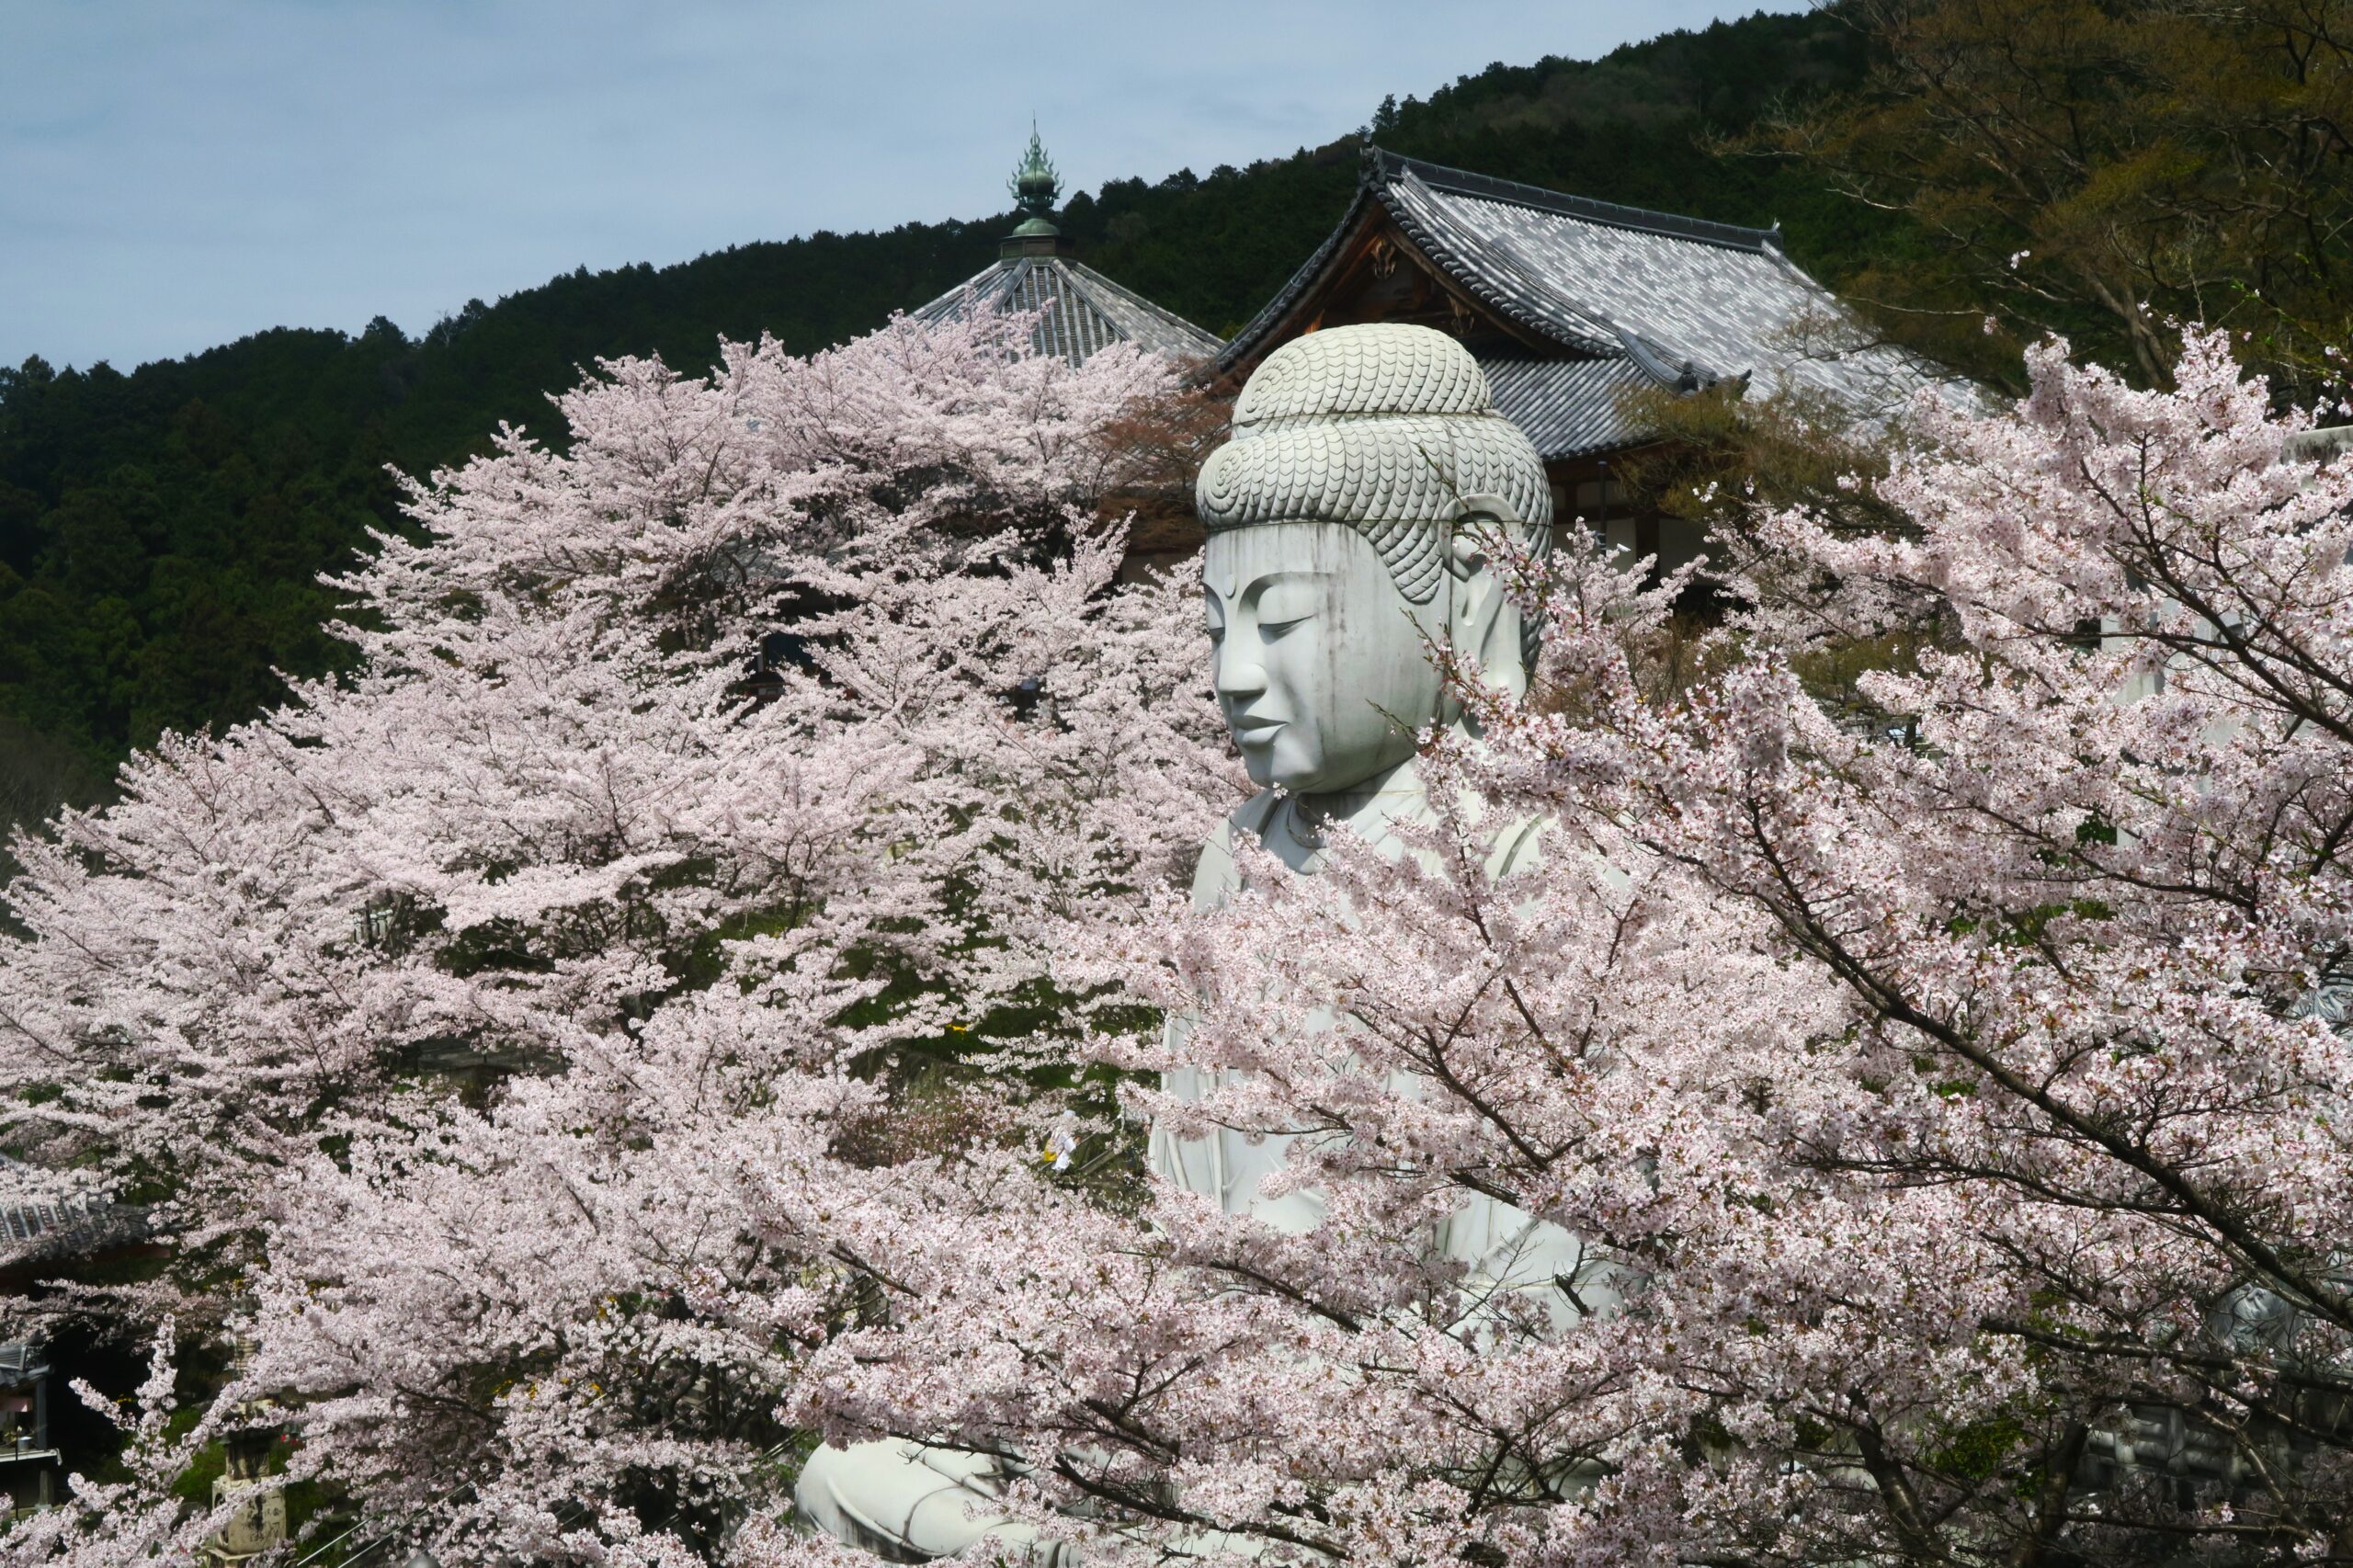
left=0, top=1, right=1798, bottom=371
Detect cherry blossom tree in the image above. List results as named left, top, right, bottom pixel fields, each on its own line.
left=796, top=332, right=2353, bottom=1567
left=0, top=309, right=1237, bottom=1562
left=12, top=306, right=2353, bottom=1568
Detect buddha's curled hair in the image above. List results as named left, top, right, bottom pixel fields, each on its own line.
left=1194, top=324, right=1553, bottom=606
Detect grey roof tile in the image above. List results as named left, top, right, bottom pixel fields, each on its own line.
left=1223, top=149, right=1967, bottom=459
left=1483, top=358, right=1660, bottom=461
left=0, top=1158, right=143, bottom=1267
left=914, top=256, right=1223, bottom=367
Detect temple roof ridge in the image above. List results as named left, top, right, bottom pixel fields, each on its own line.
left=1365, top=146, right=1783, bottom=255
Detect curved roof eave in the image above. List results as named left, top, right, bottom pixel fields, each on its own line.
left=1218, top=146, right=1787, bottom=375
left=1369, top=147, right=1780, bottom=252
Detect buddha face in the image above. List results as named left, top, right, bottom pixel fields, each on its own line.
left=1203, top=523, right=1447, bottom=796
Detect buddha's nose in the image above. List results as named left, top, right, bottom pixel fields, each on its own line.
left=1212, top=640, right=1267, bottom=704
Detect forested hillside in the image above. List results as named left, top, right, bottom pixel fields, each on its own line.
left=0, top=7, right=1892, bottom=801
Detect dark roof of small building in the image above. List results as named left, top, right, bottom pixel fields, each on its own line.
left=1223, top=149, right=1960, bottom=459
left=914, top=254, right=1224, bottom=367
left=0, top=1158, right=145, bottom=1270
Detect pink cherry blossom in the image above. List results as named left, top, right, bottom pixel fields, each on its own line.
left=8, top=313, right=2353, bottom=1566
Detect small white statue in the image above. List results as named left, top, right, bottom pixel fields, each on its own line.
left=799, top=324, right=1595, bottom=1559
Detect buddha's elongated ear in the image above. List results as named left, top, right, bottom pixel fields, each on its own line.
left=1443, top=493, right=1531, bottom=700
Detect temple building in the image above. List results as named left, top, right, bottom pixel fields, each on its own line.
left=913, top=131, right=1222, bottom=367
left=910, top=139, right=1954, bottom=582
left=1218, top=147, right=1958, bottom=577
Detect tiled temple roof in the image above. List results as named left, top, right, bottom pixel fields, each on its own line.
left=914, top=254, right=1223, bottom=367
left=0, top=1158, right=144, bottom=1269
left=1481, top=358, right=1661, bottom=462
left=1223, top=149, right=1961, bottom=460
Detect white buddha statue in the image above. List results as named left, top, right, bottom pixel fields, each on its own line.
left=1153, top=324, right=1599, bottom=1293
left=799, top=324, right=1601, bottom=1560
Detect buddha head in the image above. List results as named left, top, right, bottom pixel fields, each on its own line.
left=1195, top=324, right=1552, bottom=796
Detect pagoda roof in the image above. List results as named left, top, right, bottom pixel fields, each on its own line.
left=1223, top=148, right=1959, bottom=459
left=915, top=254, right=1223, bottom=368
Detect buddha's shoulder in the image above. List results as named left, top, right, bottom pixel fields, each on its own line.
left=1191, top=791, right=1545, bottom=905
left=1190, top=790, right=1284, bottom=909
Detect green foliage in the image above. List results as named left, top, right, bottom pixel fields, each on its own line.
left=1750, top=0, right=2353, bottom=395
left=1927, top=1412, right=2029, bottom=1483
left=162, top=1416, right=222, bottom=1506
left=0, top=7, right=1891, bottom=801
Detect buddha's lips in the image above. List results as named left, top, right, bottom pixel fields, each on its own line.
left=1227, top=716, right=1284, bottom=743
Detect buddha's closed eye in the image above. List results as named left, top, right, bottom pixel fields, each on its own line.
left=1253, top=582, right=1322, bottom=627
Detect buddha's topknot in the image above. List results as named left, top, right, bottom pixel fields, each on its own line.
left=1196, top=324, right=1552, bottom=605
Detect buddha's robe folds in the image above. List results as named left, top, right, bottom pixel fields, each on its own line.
left=1149, top=780, right=1617, bottom=1318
